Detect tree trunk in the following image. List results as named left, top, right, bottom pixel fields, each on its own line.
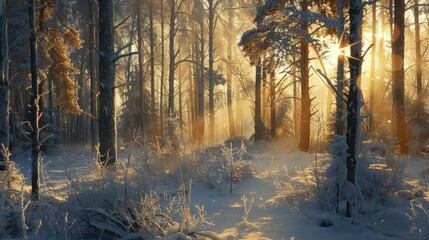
left=299, top=0, right=310, bottom=152
left=255, top=62, right=263, bottom=141
left=392, top=0, right=407, bottom=154
left=98, top=0, right=117, bottom=167
left=369, top=2, right=376, bottom=131
left=197, top=17, right=205, bottom=144
left=414, top=0, right=422, bottom=102
left=149, top=0, right=156, bottom=129
left=208, top=0, right=215, bottom=143
left=226, top=6, right=235, bottom=138
left=269, top=68, right=276, bottom=139
left=29, top=0, right=40, bottom=200
left=89, top=0, right=98, bottom=151
left=335, top=0, right=345, bottom=135
left=136, top=0, right=145, bottom=135
left=0, top=3, right=9, bottom=170
left=168, top=0, right=176, bottom=134
left=346, top=0, right=363, bottom=217
left=160, top=0, right=165, bottom=137
left=375, top=2, right=386, bottom=117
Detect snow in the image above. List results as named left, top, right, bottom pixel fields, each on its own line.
left=5, top=142, right=429, bottom=239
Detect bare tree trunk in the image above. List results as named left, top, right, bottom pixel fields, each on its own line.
left=0, top=2, right=9, bottom=170
left=414, top=0, right=422, bottom=102
left=336, top=0, right=345, bottom=135
left=98, top=0, right=117, bottom=167
left=369, top=2, right=376, bottom=131
left=255, top=62, right=263, bottom=141
left=168, top=0, right=176, bottom=134
left=376, top=2, right=386, bottom=116
left=346, top=0, right=363, bottom=217
left=269, top=67, right=276, bottom=138
left=160, top=0, right=165, bottom=137
left=137, top=0, right=145, bottom=135
left=226, top=6, right=235, bottom=138
left=392, top=0, right=407, bottom=154
left=197, top=17, right=205, bottom=144
left=149, top=0, right=156, bottom=129
left=89, top=0, right=98, bottom=151
left=208, top=0, right=215, bottom=143
left=29, top=0, right=40, bottom=200
left=299, top=0, right=310, bottom=152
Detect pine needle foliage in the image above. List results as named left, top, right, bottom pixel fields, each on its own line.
left=38, top=0, right=83, bottom=114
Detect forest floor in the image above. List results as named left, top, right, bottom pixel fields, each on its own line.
left=12, top=142, right=429, bottom=240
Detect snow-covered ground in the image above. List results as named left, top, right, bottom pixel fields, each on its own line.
left=9, top=143, right=429, bottom=239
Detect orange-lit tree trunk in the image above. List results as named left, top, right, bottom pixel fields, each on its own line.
left=369, top=2, right=376, bottom=131
left=392, top=0, right=407, bottom=154
left=335, top=0, right=345, bottom=135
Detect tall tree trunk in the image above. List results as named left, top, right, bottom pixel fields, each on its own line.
left=197, top=18, right=205, bottom=144
left=149, top=0, right=156, bottom=129
left=89, top=0, right=98, bottom=151
left=292, top=54, right=299, bottom=139
left=255, top=62, right=263, bottom=141
left=168, top=0, right=176, bottom=134
left=299, top=0, right=310, bottom=152
left=160, top=0, right=165, bottom=137
left=0, top=2, right=9, bottom=170
left=346, top=0, right=363, bottom=217
left=414, top=0, right=422, bottom=103
left=369, top=2, right=376, bottom=131
left=226, top=6, right=235, bottom=138
left=392, top=0, right=407, bottom=154
left=29, top=0, right=40, bottom=200
left=137, top=0, right=145, bottom=135
left=269, top=67, right=276, bottom=138
left=375, top=2, right=386, bottom=116
left=335, top=0, right=345, bottom=135
left=208, top=0, right=215, bottom=143
left=98, top=0, right=117, bottom=167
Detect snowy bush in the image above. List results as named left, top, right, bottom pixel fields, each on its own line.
left=0, top=147, right=26, bottom=238
left=195, top=140, right=253, bottom=190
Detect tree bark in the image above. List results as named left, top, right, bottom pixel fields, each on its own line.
left=299, top=0, right=310, bottom=152
left=226, top=6, right=236, bottom=138
left=414, top=0, right=422, bottom=101
left=369, top=2, right=376, bottom=131
left=168, top=0, right=176, bottom=134
left=136, top=0, right=145, bottom=135
left=149, top=0, right=156, bottom=128
left=346, top=0, right=363, bottom=217
left=255, top=62, right=263, bottom=141
left=98, top=0, right=117, bottom=167
left=392, top=0, right=407, bottom=154
left=0, top=2, right=9, bottom=170
left=197, top=15, right=205, bottom=144
left=89, top=0, right=98, bottom=150
left=269, top=67, right=276, bottom=139
left=160, top=0, right=165, bottom=137
left=335, top=0, right=345, bottom=135
left=208, top=0, right=215, bottom=143
left=29, top=0, right=40, bottom=200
